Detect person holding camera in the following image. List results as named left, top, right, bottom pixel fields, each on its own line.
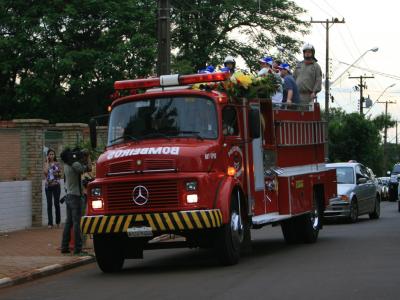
left=43, top=149, right=62, bottom=229
left=60, top=147, right=91, bottom=255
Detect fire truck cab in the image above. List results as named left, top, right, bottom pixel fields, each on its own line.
left=82, top=72, right=337, bottom=272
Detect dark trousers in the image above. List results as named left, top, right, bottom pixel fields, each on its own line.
left=45, top=184, right=61, bottom=226
left=61, top=194, right=82, bottom=253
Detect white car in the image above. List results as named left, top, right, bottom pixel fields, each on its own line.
left=324, top=162, right=380, bottom=222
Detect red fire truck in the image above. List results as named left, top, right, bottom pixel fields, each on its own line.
left=82, top=72, right=337, bottom=272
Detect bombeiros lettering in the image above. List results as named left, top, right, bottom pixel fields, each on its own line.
left=107, top=147, right=180, bottom=159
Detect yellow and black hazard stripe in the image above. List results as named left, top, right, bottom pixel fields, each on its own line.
left=80, top=209, right=223, bottom=235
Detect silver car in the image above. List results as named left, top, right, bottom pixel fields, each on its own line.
left=377, top=177, right=390, bottom=201
left=324, top=162, right=380, bottom=222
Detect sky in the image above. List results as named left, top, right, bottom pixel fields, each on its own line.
left=293, top=0, right=399, bottom=142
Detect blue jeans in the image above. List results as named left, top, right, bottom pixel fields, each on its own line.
left=45, top=184, right=61, bottom=226
left=61, top=194, right=83, bottom=253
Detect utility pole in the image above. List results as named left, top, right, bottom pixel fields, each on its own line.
left=349, top=75, right=374, bottom=116
left=310, top=18, right=345, bottom=120
left=377, top=99, right=396, bottom=173
left=157, top=0, right=171, bottom=76
left=311, top=18, right=344, bottom=162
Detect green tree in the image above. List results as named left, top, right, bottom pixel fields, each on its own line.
left=170, top=0, right=308, bottom=73
left=328, top=109, right=393, bottom=175
left=0, top=0, right=157, bottom=122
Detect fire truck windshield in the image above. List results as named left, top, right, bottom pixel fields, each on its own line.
left=108, top=96, right=218, bottom=145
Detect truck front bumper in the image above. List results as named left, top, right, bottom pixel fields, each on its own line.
left=80, top=209, right=223, bottom=235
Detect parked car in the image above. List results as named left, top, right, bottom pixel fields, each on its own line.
left=377, top=177, right=390, bottom=201
left=324, top=162, right=380, bottom=222
left=388, top=163, right=400, bottom=202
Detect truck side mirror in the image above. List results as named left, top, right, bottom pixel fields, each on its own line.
left=249, top=108, right=260, bottom=139
left=89, top=118, right=97, bottom=149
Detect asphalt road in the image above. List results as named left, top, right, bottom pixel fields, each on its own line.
left=1, top=202, right=400, bottom=300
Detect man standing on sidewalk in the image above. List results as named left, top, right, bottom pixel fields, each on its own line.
left=294, top=43, right=322, bottom=104
left=60, top=148, right=91, bottom=255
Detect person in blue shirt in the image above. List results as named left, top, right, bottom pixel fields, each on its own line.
left=279, top=63, right=300, bottom=104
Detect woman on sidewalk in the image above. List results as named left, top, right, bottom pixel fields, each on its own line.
left=43, top=149, right=62, bottom=228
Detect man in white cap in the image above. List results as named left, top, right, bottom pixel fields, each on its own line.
left=258, top=57, right=274, bottom=76
left=294, top=43, right=322, bottom=104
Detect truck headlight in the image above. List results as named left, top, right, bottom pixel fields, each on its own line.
left=186, top=194, right=198, bottom=203
left=91, top=187, right=102, bottom=197
left=91, top=199, right=104, bottom=209
left=186, top=181, right=197, bottom=191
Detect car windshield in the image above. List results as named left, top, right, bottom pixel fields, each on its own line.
left=392, top=165, right=400, bottom=174
left=335, top=167, right=355, bottom=184
left=108, top=96, right=218, bottom=146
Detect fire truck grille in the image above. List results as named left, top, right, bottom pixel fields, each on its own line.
left=106, top=181, right=179, bottom=211
left=108, top=161, right=132, bottom=173
left=144, top=159, right=175, bottom=170
left=107, top=159, right=176, bottom=174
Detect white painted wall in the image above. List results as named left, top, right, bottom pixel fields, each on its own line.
left=41, top=180, right=67, bottom=226
left=0, top=181, right=32, bottom=232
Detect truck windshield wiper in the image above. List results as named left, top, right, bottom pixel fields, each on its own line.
left=167, top=130, right=204, bottom=140
left=139, top=132, right=171, bottom=140
left=109, top=134, right=139, bottom=144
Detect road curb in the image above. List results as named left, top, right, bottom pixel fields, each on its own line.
left=0, top=256, right=95, bottom=289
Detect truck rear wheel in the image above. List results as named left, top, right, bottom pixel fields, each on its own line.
left=215, top=192, right=249, bottom=265
left=281, top=207, right=320, bottom=244
left=94, top=235, right=125, bottom=273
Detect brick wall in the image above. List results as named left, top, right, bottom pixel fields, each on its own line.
left=0, top=129, right=22, bottom=181
left=0, top=119, right=107, bottom=231
left=0, top=181, right=32, bottom=232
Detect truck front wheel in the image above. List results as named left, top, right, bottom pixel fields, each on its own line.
left=214, top=192, right=249, bottom=265
left=94, top=235, right=125, bottom=273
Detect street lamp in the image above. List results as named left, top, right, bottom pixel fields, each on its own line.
left=331, top=47, right=379, bottom=86
left=365, top=83, right=396, bottom=116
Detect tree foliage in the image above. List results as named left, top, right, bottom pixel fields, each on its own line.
left=0, top=0, right=307, bottom=122
left=0, top=0, right=157, bottom=122
left=170, top=0, right=308, bottom=73
left=328, top=108, right=397, bottom=176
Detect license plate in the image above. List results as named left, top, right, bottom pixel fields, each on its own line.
left=127, top=226, right=153, bottom=238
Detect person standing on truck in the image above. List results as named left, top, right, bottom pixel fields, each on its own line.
left=222, top=56, right=236, bottom=74
left=258, top=57, right=283, bottom=103
left=60, top=147, right=91, bottom=255
left=293, top=43, right=322, bottom=104
left=279, top=63, right=300, bottom=105
left=258, top=57, right=274, bottom=76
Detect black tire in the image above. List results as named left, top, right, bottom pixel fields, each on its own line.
left=349, top=199, right=358, bottom=223
left=281, top=211, right=320, bottom=244
left=282, top=189, right=321, bottom=244
left=94, top=235, right=125, bottom=273
left=214, top=192, right=249, bottom=265
left=369, top=196, right=380, bottom=219
left=281, top=217, right=302, bottom=244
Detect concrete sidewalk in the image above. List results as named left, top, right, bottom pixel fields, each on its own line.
left=0, top=227, right=95, bottom=288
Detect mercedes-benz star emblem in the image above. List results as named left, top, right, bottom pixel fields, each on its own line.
left=132, top=185, right=149, bottom=206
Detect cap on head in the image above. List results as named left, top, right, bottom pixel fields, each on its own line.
left=279, top=63, right=291, bottom=73
left=259, top=57, right=273, bottom=66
